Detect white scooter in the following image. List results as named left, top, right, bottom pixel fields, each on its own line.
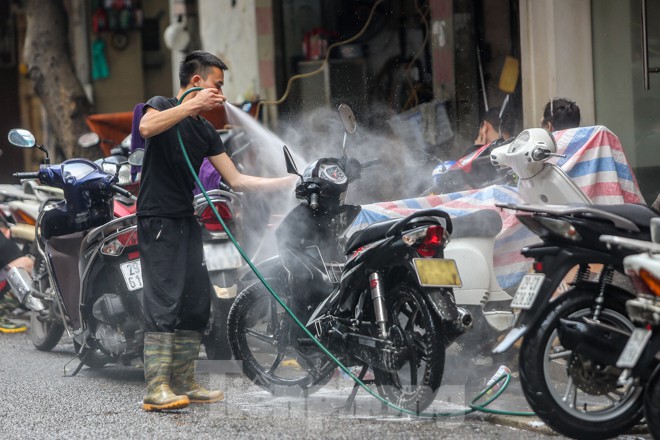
left=489, top=127, right=591, bottom=205
left=441, top=128, right=593, bottom=339
left=0, top=180, right=63, bottom=244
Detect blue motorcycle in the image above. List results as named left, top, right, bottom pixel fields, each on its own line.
left=8, top=128, right=145, bottom=370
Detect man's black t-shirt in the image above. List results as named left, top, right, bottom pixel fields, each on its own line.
left=136, top=96, right=226, bottom=218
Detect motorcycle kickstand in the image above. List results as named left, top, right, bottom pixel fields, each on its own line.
left=336, top=363, right=384, bottom=414
left=63, top=345, right=91, bottom=377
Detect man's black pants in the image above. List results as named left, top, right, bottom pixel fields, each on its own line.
left=137, top=216, right=211, bottom=333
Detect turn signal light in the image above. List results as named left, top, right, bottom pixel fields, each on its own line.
left=101, top=230, right=138, bottom=256
left=639, top=268, right=660, bottom=297
left=12, top=209, right=36, bottom=226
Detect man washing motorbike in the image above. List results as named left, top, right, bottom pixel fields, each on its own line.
left=137, top=50, right=295, bottom=411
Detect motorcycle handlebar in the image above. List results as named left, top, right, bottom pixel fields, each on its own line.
left=531, top=148, right=566, bottom=162
left=111, top=184, right=136, bottom=200
left=110, top=146, right=126, bottom=156
left=309, top=192, right=319, bottom=210
left=13, top=171, right=39, bottom=180
left=218, top=180, right=233, bottom=193
left=361, top=159, right=382, bottom=169
left=531, top=148, right=551, bottom=161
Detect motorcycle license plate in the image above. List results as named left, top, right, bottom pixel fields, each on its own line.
left=120, top=259, right=143, bottom=291
left=413, top=258, right=462, bottom=287
left=616, top=327, right=652, bottom=369
left=511, top=273, right=545, bottom=309
left=203, top=241, right=243, bottom=271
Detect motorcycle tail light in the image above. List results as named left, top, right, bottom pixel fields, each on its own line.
left=519, top=215, right=581, bottom=241
left=199, top=202, right=232, bottom=232
left=404, top=225, right=445, bottom=257
left=101, top=229, right=138, bottom=256
left=533, top=261, right=544, bottom=272
left=12, top=209, right=36, bottom=226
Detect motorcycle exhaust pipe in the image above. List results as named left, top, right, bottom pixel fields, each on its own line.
left=456, top=307, right=474, bottom=329
left=6, top=266, right=45, bottom=311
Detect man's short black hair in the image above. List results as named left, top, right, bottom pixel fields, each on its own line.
left=483, top=106, right=515, bottom=138
left=179, top=51, right=228, bottom=87
left=542, top=98, right=580, bottom=130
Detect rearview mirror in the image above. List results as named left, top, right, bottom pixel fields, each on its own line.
left=283, top=146, right=300, bottom=176
left=128, top=148, right=145, bottom=166
left=8, top=129, right=36, bottom=148
left=338, top=104, right=357, bottom=134
left=78, top=132, right=100, bottom=149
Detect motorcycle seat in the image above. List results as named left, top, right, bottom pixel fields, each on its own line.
left=589, top=203, right=659, bottom=229
left=344, top=208, right=455, bottom=255
left=451, top=209, right=503, bottom=239
left=344, top=218, right=399, bottom=254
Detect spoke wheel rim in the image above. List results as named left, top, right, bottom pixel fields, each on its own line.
left=542, top=307, right=642, bottom=422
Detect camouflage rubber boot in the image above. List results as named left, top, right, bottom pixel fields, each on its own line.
left=142, top=332, right=190, bottom=411
left=171, top=329, right=225, bottom=403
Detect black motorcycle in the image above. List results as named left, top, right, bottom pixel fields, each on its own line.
left=600, top=227, right=660, bottom=440
left=7, top=128, right=144, bottom=370
left=493, top=202, right=658, bottom=439
left=227, top=104, right=470, bottom=411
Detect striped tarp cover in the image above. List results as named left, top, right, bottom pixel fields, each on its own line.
left=349, top=125, right=645, bottom=290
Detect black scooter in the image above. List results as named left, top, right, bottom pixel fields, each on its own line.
left=227, top=104, right=471, bottom=411
left=493, top=201, right=658, bottom=439
left=600, top=226, right=660, bottom=440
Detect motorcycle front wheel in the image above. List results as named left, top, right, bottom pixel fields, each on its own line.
left=519, top=287, right=642, bottom=439
left=373, top=282, right=445, bottom=412
left=227, top=277, right=334, bottom=397
left=30, top=253, right=64, bottom=351
left=645, top=364, right=660, bottom=440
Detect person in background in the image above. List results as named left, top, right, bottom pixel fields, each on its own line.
left=0, top=221, right=33, bottom=333
left=541, top=98, right=581, bottom=132
left=474, top=106, right=515, bottom=147
left=137, top=51, right=296, bottom=412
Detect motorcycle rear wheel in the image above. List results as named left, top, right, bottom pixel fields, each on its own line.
left=373, top=282, right=445, bottom=412
left=519, top=287, right=642, bottom=439
left=228, top=278, right=334, bottom=397
left=30, top=254, right=64, bottom=351
left=645, top=365, right=660, bottom=440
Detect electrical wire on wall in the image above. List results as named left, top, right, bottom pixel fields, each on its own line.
left=254, top=0, right=386, bottom=119
left=402, top=0, right=431, bottom=110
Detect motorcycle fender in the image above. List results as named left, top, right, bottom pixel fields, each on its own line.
left=492, top=325, right=529, bottom=353
left=424, top=289, right=459, bottom=322
left=238, top=255, right=286, bottom=283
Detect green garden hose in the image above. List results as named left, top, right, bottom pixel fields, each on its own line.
left=176, top=87, right=534, bottom=418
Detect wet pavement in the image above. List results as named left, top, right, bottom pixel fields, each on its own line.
left=0, top=325, right=652, bottom=439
